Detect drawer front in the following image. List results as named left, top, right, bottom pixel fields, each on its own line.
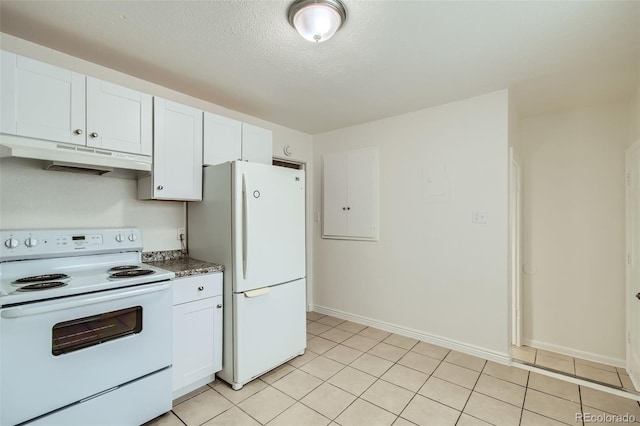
left=173, top=273, right=222, bottom=305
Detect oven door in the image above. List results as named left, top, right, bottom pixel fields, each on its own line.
left=0, top=282, right=172, bottom=426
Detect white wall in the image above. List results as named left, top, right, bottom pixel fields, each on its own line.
left=520, top=100, right=631, bottom=364
left=312, top=90, right=511, bottom=359
left=0, top=158, right=185, bottom=251
left=0, top=34, right=313, bottom=253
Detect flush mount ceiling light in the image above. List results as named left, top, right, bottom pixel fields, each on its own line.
left=287, top=0, right=347, bottom=43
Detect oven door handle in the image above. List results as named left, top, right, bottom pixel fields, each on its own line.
left=1, top=282, right=171, bottom=319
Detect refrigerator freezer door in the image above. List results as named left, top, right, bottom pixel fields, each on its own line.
left=233, top=279, right=306, bottom=386
left=233, top=161, right=305, bottom=293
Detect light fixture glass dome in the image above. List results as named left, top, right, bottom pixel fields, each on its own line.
left=288, top=0, right=347, bottom=43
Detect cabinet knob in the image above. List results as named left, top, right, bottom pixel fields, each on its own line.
left=347, top=207, right=351, bottom=210
left=217, top=304, right=223, bottom=309
left=157, top=185, right=164, bottom=190
left=342, top=207, right=346, bottom=211
left=90, top=132, right=99, bottom=138
left=74, top=129, right=83, bottom=135
left=197, top=286, right=204, bottom=291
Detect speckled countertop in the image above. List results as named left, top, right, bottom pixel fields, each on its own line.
left=142, top=250, right=223, bottom=278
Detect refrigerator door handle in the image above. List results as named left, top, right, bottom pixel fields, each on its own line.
left=243, top=287, right=271, bottom=298
left=242, top=173, right=248, bottom=280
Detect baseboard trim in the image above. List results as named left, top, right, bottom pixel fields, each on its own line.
left=522, top=338, right=625, bottom=368
left=311, top=305, right=510, bottom=365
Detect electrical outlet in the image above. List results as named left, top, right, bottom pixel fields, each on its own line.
left=177, top=227, right=185, bottom=240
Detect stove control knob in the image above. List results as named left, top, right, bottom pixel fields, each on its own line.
left=115, top=234, right=124, bottom=243
left=25, top=238, right=38, bottom=248
left=128, top=233, right=137, bottom=242
left=4, top=238, right=19, bottom=249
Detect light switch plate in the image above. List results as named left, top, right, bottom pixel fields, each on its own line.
left=472, top=211, right=488, bottom=224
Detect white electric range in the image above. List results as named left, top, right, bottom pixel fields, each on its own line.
left=0, top=228, right=175, bottom=426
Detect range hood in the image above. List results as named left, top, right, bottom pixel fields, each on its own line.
left=0, top=135, right=152, bottom=174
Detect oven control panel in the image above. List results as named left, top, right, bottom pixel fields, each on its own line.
left=0, top=228, right=144, bottom=261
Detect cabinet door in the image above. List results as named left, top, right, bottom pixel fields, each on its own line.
left=322, top=147, right=378, bottom=240
left=1, top=50, right=85, bottom=145
left=203, top=112, right=241, bottom=165
left=152, top=97, right=203, bottom=200
left=241, top=123, right=272, bottom=164
left=322, top=151, right=349, bottom=237
left=86, top=77, right=152, bottom=155
left=172, top=296, right=217, bottom=392
left=347, top=147, right=378, bottom=239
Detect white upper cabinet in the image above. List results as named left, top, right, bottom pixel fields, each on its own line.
left=203, top=112, right=241, bottom=165
left=1, top=51, right=85, bottom=145
left=138, top=97, right=203, bottom=201
left=203, top=111, right=272, bottom=165
left=323, top=147, right=379, bottom=240
left=0, top=50, right=152, bottom=156
left=241, top=123, right=272, bottom=164
left=86, top=77, right=152, bottom=155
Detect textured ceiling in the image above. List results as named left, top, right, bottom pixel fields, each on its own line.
left=0, top=1, right=638, bottom=134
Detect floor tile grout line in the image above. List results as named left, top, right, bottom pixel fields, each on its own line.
left=518, top=367, right=531, bottom=426
left=265, top=363, right=336, bottom=422
left=359, top=346, right=447, bottom=422
left=396, top=348, right=455, bottom=422
left=453, top=357, right=487, bottom=425
left=331, top=352, right=406, bottom=421
left=168, top=409, right=188, bottom=426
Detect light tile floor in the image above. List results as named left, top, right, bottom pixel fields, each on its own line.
left=147, top=313, right=640, bottom=426
left=512, top=345, right=638, bottom=392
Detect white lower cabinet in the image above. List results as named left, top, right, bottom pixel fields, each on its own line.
left=172, top=273, right=223, bottom=399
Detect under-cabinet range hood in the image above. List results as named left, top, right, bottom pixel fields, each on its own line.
left=0, top=135, right=152, bottom=174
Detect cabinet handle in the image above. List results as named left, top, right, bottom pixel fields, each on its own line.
left=90, top=132, right=99, bottom=138
left=74, top=129, right=83, bottom=135
left=197, top=286, right=204, bottom=291
left=216, top=304, right=223, bottom=309
left=157, top=185, right=164, bottom=190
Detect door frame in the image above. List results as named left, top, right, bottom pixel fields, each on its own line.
left=626, top=140, right=640, bottom=389
left=510, top=147, right=523, bottom=347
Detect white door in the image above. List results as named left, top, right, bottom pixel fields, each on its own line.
left=172, top=296, right=219, bottom=392
left=233, top=279, right=306, bottom=385
left=152, top=97, right=203, bottom=201
left=626, top=141, right=640, bottom=388
left=241, top=123, right=272, bottom=164
left=346, top=147, right=378, bottom=238
left=510, top=148, right=523, bottom=347
left=233, top=162, right=305, bottom=293
left=323, top=151, right=349, bottom=237
left=86, top=77, right=152, bottom=155
left=1, top=50, right=85, bottom=145
left=203, top=112, right=242, bottom=165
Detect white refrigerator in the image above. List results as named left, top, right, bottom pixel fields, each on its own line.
left=188, top=161, right=306, bottom=390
